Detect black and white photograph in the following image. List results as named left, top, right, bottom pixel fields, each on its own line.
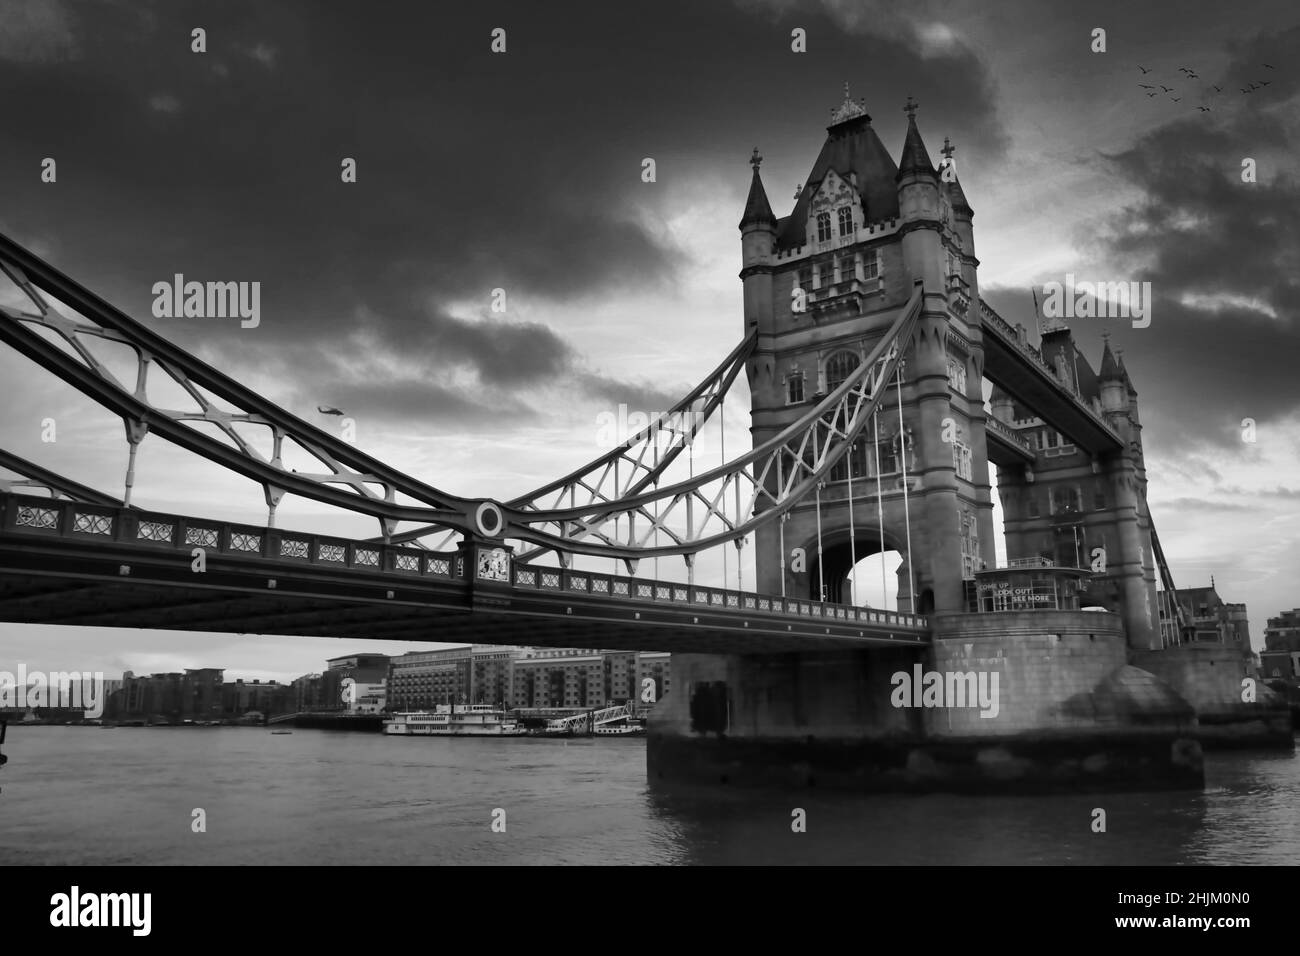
left=0, top=0, right=1296, bottom=924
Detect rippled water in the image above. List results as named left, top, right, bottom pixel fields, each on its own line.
left=1, top=727, right=1296, bottom=865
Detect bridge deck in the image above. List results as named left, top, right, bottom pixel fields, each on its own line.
left=979, top=301, right=1125, bottom=457
left=0, top=494, right=930, bottom=654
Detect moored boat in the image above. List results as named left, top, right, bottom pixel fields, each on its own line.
left=383, top=703, right=528, bottom=737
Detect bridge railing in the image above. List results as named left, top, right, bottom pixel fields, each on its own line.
left=3, top=494, right=445, bottom=578
left=984, top=416, right=1035, bottom=456
left=508, top=561, right=928, bottom=630
left=977, top=300, right=1121, bottom=443
left=1006, top=556, right=1055, bottom=569
left=2, top=492, right=930, bottom=632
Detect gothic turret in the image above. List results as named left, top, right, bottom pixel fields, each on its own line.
left=940, top=137, right=977, bottom=304
left=739, top=148, right=777, bottom=336
left=739, top=150, right=777, bottom=231
left=1118, top=351, right=1138, bottom=397
left=896, top=99, right=937, bottom=183
left=895, top=97, right=943, bottom=291
left=1098, top=335, right=1123, bottom=381
left=1099, top=334, right=1127, bottom=415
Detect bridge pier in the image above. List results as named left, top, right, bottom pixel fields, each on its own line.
left=1131, top=644, right=1294, bottom=750
left=647, top=610, right=1206, bottom=794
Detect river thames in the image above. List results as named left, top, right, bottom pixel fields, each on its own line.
left=1, top=727, right=1296, bottom=865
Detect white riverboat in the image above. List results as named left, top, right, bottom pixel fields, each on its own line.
left=383, top=704, right=528, bottom=737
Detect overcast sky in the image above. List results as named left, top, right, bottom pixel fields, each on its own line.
left=1, top=0, right=1297, bottom=679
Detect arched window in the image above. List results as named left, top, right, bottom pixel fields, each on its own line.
left=837, top=206, right=853, bottom=237
left=824, top=350, right=860, bottom=393
left=786, top=368, right=806, bottom=404
left=816, top=212, right=832, bottom=242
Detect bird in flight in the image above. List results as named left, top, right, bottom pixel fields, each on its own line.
left=1138, top=65, right=1152, bottom=73
left=1259, top=80, right=1271, bottom=86
left=1160, top=85, right=1174, bottom=92
left=1263, top=63, right=1275, bottom=69
left=317, top=405, right=345, bottom=416
left=1146, top=91, right=1158, bottom=97
left=1197, top=106, right=1211, bottom=112
left=1171, top=96, right=1182, bottom=102
left=1139, top=84, right=1155, bottom=89
left=1212, top=85, right=1223, bottom=92
left=1178, top=67, right=1194, bottom=73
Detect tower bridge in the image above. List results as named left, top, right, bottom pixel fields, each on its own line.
left=0, top=87, right=1289, bottom=793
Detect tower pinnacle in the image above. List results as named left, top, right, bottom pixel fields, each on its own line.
left=1099, top=333, right=1123, bottom=381
left=896, top=96, right=936, bottom=181
left=739, top=148, right=777, bottom=230
left=828, top=83, right=871, bottom=126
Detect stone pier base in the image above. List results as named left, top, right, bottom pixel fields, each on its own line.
left=1132, top=645, right=1294, bottom=750
left=648, top=611, right=1207, bottom=794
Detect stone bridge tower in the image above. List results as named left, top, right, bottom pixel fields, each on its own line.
left=990, top=331, right=1161, bottom=649
left=740, top=89, right=996, bottom=615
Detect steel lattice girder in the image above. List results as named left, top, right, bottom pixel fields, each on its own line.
left=382, top=328, right=757, bottom=548
left=0, top=229, right=919, bottom=562
left=500, top=283, right=924, bottom=560
left=0, top=231, right=482, bottom=535
left=0, top=449, right=120, bottom=506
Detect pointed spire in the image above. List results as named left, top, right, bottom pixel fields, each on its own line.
left=896, top=96, right=936, bottom=181
left=940, top=136, right=973, bottom=213
left=1098, top=332, right=1123, bottom=381
left=739, top=147, right=777, bottom=230
left=1117, top=349, right=1137, bottom=394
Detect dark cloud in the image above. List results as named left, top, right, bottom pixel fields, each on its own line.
left=576, top=371, right=686, bottom=417
left=0, top=0, right=80, bottom=64
left=1034, top=29, right=1300, bottom=451
left=0, top=0, right=1010, bottom=443
left=292, top=377, right=521, bottom=429
left=189, top=301, right=690, bottom=430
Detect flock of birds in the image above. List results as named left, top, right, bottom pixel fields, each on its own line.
left=1137, top=62, right=1277, bottom=112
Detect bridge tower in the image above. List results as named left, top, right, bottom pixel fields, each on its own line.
left=991, top=332, right=1161, bottom=649
left=742, top=89, right=996, bottom=615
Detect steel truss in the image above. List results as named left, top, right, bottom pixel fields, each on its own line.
left=0, top=229, right=919, bottom=564
left=382, top=328, right=757, bottom=549
left=0, top=449, right=119, bottom=506
left=499, top=283, right=923, bottom=562
left=1150, top=517, right=1191, bottom=639
left=0, top=232, right=478, bottom=538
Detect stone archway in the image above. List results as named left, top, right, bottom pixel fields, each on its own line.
left=807, top=527, right=914, bottom=609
